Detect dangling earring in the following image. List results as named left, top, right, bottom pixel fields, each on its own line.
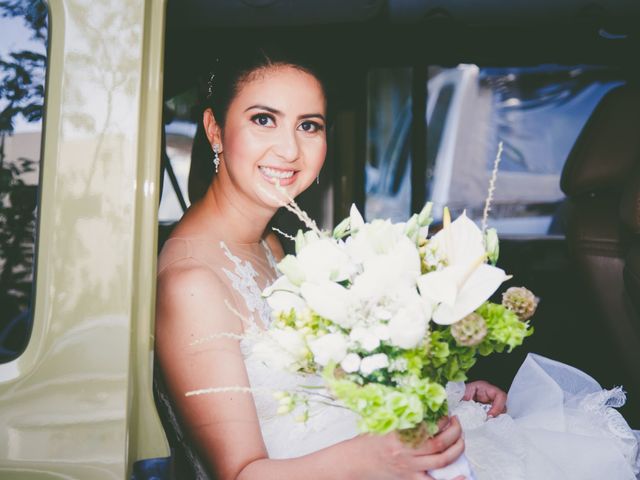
left=213, top=144, right=220, bottom=174
left=316, top=174, right=320, bottom=185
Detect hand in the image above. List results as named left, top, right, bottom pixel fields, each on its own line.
left=463, top=380, right=507, bottom=417
left=348, top=416, right=466, bottom=480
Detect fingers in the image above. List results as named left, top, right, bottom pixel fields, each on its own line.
left=462, top=382, right=477, bottom=401
left=413, top=436, right=465, bottom=471
left=422, top=474, right=466, bottom=480
left=413, top=416, right=462, bottom=456
left=464, top=380, right=508, bottom=417
left=436, top=415, right=451, bottom=432
left=487, top=388, right=507, bottom=417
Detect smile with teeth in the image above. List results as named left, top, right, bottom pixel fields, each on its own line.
left=259, top=166, right=296, bottom=180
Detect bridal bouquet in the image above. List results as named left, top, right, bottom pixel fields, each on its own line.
left=253, top=200, right=535, bottom=479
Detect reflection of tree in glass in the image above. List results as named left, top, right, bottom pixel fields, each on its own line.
left=0, top=0, right=47, bottom=361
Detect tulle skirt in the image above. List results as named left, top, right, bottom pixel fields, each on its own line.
left=450, top=354, right=640, bottom=480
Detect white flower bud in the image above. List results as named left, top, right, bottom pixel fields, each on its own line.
left=340, top=353, right=361, bottom=373
left=333, top=216, right=351, bottom=239
left=418, top=202, right=433, bottom=226
left=485, top=228, right=500, bottom=265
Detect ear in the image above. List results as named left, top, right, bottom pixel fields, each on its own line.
left=203, top=108, right=223, bottom=152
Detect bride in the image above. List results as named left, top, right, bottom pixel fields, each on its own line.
left=155, top=46, right=640, bottom=480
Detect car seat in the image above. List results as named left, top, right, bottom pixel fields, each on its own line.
left=560, top=84, right=640, bottom=419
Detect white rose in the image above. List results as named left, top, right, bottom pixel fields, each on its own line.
left=360, top=353, right=389, bottom=376
left=388, top=300, right=429, bottom=349
left=340, top=353, right=361, bottom=373
left=373, top=324, right=391, bottom=341
left=308, top=333, right=348, bottom=366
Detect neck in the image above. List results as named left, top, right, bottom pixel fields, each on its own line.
left=203, top=176, right=277, bottom=244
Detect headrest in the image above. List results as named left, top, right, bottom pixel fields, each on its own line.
left=620, top=166, right=640, bottom=234
left=560, top=85, right=640, bottom=196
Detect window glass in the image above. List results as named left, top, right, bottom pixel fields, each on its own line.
left=364, top=64, right=624, bottom=236
left=364, top=68, right=412, bottom=222
left=426, top=64, right=624, bottom=236
left=0, top=0, right=48, bottom=363
left=158, top=90, right=197, bottom=224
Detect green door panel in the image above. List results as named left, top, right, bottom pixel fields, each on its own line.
left=0, top=0, right=169, bottom=478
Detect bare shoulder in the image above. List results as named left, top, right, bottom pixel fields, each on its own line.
left=156, top=261, right=243, bottom=340
left=264, top=231, right=286, bottom=261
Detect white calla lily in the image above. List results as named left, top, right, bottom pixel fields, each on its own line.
left=417, top=212, right=508, bottom=325
left=429, top=264, right=507, bottom=325
left=430, top=211, right=486, bottom=266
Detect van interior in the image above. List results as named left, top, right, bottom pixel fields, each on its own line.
left=159, top=0, right=640, bottom=435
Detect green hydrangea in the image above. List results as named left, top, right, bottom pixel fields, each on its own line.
left=476, top=302, right=533, bottom=355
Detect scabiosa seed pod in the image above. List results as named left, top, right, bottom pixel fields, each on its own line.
left=502, top=286, right=538, bottom=321
left=451, top=313, right=488, bottom=347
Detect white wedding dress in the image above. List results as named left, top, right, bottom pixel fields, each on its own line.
left=157, top=239, right=640, bottom=480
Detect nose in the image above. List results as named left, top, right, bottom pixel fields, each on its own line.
left=272, top=127, right=300, bottom=162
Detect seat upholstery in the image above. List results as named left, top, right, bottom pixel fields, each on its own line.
left=622, top=165, right=640, bottom=331
left=560, top=85, right=640, bottom=400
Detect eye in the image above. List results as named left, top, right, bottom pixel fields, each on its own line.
left=251, top=113, right=275, bottom=127
left=298, top=121, right=324, bottom=133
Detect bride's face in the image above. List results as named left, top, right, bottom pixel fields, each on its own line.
left=218, top=65, right=327, bottom=208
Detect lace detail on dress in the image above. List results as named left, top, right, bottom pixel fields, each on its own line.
left=220, top=241, right=273, bottom=327
left=576, top=387, right=640, bottom=475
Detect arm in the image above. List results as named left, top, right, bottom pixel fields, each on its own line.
left=156, top=264, right=465, bottom=480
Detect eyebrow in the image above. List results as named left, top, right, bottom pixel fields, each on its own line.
left=244, top=104, right=326, bottom=123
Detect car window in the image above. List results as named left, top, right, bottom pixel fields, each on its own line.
left=365, top=68, right=412, bottom=221
left=158, top=89, right=198, bottom=224
left=429, top=64, right=624, bottom=237
left=365, top=64, right=625, bottom=236
left=0, top=1, right=48, bottom=363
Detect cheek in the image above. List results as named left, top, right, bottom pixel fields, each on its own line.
left=303, top=139, right=327, bottom=174
left=222, top=127, right=263, bottom=170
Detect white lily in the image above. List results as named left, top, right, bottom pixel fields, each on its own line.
left=263, top=276, right=306, bottom=314
left=297, top=237, right=353, bottom=283
left=351, top=234, right=421, bottom=302
left=300, top=281, right=354, bottom=328
left=417, top=211, right=508, bottom=325
left=278, top=237, right=354, bottom=287
left=350, top=203, right=365, bottom=231
left=346, top=217, right=411, bottom=266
